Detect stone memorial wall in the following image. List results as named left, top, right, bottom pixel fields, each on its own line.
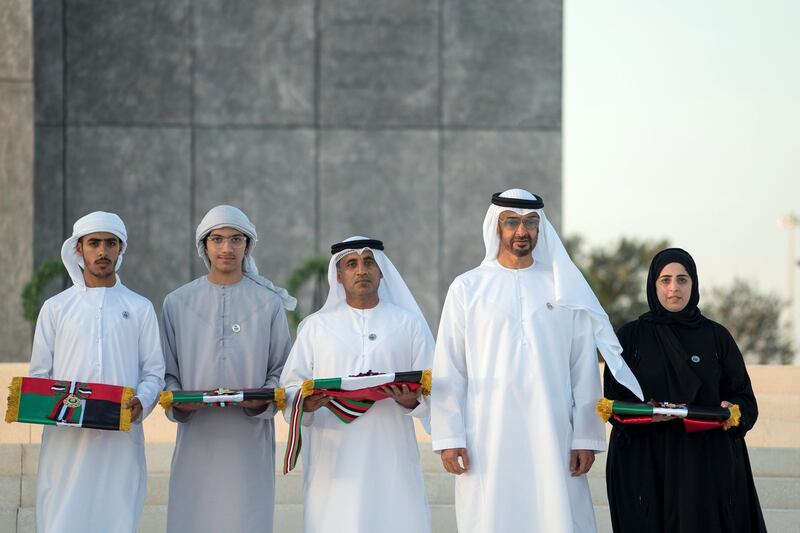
left=4, top=0, right=563, bottom=360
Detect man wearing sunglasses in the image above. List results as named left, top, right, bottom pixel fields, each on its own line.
left=160, top=205, right=296, bottom=533
left=431, top=189, right=643, bottom=533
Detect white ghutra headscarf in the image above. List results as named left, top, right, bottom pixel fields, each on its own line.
left=318, top=235, right=432, bottom=338
left=484, top=188, right=644, bottom=401
left=60, top=211, right=128, bottom=290
left=195, top=205, right=296, bottom=310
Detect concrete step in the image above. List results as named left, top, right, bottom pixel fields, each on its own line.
left=5, top=470, right=799, bottom=510
left=3, top=443, right=800, bottom=533
left=591, top=506, right=800, bottom=533
left=6, top=471, right=457, bottom=507
left=4, top=442, right=798, bottom=477
left=747, top=447, right=800, bottom=478
left=590, top=474, right=800, bottom=509
left=586, top=445, right=800, bottom=478
left=6, top=504, right=556, bottom=533
left=7, top=505, right=800, bottom=533
left=6, top=451, right=800, bottom=507
left=3, top=461, right=800, bottom=511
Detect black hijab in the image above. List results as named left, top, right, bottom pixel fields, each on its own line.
left=639, top=248, right=706, bottom=402
left=641, top=247, right=705, bottom=327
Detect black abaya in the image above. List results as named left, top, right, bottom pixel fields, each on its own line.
left=604, top=319, right=767, bottom=533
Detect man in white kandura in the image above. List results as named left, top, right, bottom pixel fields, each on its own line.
left=30, top=211, right=165, bottom=533
left=161, top=205, right=295, bottom=533
left=280, top=236, right=434, bottom=533
left=431, top=189, right=644, bottom=533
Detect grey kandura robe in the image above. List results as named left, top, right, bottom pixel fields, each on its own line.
left=161, top=276, right=291, bottom=533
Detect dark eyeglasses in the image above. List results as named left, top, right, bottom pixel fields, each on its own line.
left=207, top=235, right=247, bottom=249
left=500, top=217, right=539, bottom=230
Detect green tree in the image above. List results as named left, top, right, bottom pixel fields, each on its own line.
left=565, top=236, right=669, bottom=330
left=285, top=256, right=329, bottom=329
left=21, top=260, right=67, bottom=323
left=704, top=279, right=793, bottom=364
left=565, top=236, right=794, bottom=364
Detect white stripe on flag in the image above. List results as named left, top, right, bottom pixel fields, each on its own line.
left=203, top=393, right=244, bottom=403
left=339, top=373, right=397, bottom=391
left=77, top=400, right=85, bottom=426
left=330, top=400, right=364, bottom=418
left=652, top=406, right=689, bottom=417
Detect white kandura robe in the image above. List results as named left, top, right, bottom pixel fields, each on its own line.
left=431, top=261, right=606, bottom=533
left=29, top=280, right=165, bottom=533
left=280, top=300, right=434, bottom=533
left=161, top=276, right=292, bottom=533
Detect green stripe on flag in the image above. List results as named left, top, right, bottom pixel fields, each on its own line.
left=171, top=392, right=206, bottom=403
left=18, top=393, right=68, bottom=426
left=344, top=399, right=373, bottom=408
left=330, top=410, right=352, bottom=423
left=612, top=401, right=655, bottom=416
left=313, top=377, right=342, bottom=390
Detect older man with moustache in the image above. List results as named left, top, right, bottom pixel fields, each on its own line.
left=280, top=236, right=434, bottom=533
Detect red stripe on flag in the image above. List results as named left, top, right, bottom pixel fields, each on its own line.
left=20, top=377, right=126, bottom=403
left=284, top=393, right=304, bottom=474
left=336, top=399, right=371, bottom=413
left=683, top=418, right=726, bottom=433
left=325, top=402, right=357, bottom=423
left=612, top=414, right=654, bottom=425
left=317, top=381, right=421, bottom=402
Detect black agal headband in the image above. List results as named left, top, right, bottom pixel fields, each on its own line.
left=491, top=192, right=544, bottom=209
left=330, top=239, right=385, bottom=255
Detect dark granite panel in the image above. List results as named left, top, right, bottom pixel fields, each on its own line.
left=193, top=128, right=316, bottom=287
left=193, top=0, right=314, bottom=125
left=0, top=0, right=33, bottom=80
left=441, top=130, right=561, bottom=291
left=0, top=83, right=34, bottom=361
left=319, top=0, right=438, bottom=126
left=65, top=0, right=191, bottom=124
left=319, top=130, right=440, bottom=325
left=65, top=126, right=192, bottom=308
left=443, top=0, right=562, bottom=128
left=33, top=0, right=63, bottom=123
left=23, top=0, right=566, bottom=339
left=34, top=126, right=64, bottom=269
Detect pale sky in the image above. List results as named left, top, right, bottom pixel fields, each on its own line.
left=563, top=1, right=800, bottom=320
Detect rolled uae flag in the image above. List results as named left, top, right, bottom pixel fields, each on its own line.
left=596, top=398, right=741, bottom=433
left=159, top=387, right=286, bottom=411
left=283, top=369, right=431, bottom=474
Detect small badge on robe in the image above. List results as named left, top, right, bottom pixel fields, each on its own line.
left=121, top=311, right=129, bottom=319
left=368, top=333, right=377, bottom=341
left=546, top=302, right=554, bottom=310
left=232, top=324, right=241, bottom=333
left=690, top=355, right=701, bottom=363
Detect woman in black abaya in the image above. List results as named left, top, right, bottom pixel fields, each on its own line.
left=603, top=248, right=766, bottom=533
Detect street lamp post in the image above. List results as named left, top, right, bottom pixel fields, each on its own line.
left=779, top=214, right=798, bottom=365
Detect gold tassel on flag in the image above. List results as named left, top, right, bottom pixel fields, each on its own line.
left=158, top=391, right=174, bottom=410
left=301, top=380, right=315, bottom=398
left=421, top=369, right=432, bottom=396
left=595, top=398, right=614, bottom=423
left=723, top=404, right=741, bottom=431
left=5, top=377, right=22, bottom=423
left=118, top=387, right=135, bottom=432
left=274, top=388, right=286, bottom=411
